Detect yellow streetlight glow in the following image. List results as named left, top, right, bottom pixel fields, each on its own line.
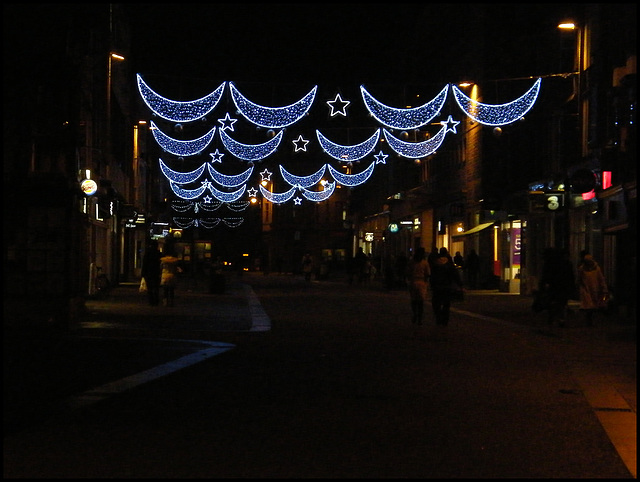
left=558, top=22, right=577, bottom=30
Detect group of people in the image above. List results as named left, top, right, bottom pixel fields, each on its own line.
left=405, top=244, right=609, bottom=329
left=406, top=246, right=463, bottom=326
left=539, top=247, right=609, bottom=327
left=141, top=239, right=180, bottom=307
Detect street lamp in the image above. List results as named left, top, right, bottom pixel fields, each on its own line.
left=107, top=52, right=125, bottom=171
left=557, top=21, right=587, bottom=157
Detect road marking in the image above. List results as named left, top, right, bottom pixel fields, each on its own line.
left=245, top=284, right=271, bottom=332
left=63, top=339, right=235, bottom=410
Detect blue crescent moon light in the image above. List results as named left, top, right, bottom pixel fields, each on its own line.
left=230, top=83, right=318, bottom=128
left=219, top=129, right=283, bottom=161
left=300, top=181, right=335, bottom=202
left=208, top=183, right=247, bottom=203
left=360, top=85, right=449, bottom=129
left=137, top=74, right=226, bottom=123
left=382, top=125, right=448, bottom=159
left=316, top=129, right=381, bottom=162
left=452, top=78, right=541, bottom=126
left=327, top=161, right=376, bottom=187
left=169, top=181, right=208, bottom=200
left=279, top=164, right=327, bottom=188
left=159, top=159, right=207, bottom=184
left=260, top=185, right=297, bottom=204
left=207, top=164, right=254, bottom=187
left=151, top=121, right=216, bottom=157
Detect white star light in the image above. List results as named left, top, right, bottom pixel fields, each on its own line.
left=248, top=187, right=258, bottom=197
left=260, top=169, right=272, bottom=181
left=218, top=113, right=238, bottom=132
left=209, top=149, right=224, bottom=163
left=293, top=135, right=310, bottom=152
left=327, top=93, right=350, bottom=117
left=294, top=197, right=302, bottom=205
left=374, top=150, right=388, bottom=164
left=441, top=115, right=460, bottom=133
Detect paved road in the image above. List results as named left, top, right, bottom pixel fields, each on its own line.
left=3, top=272, right=636, bottom=478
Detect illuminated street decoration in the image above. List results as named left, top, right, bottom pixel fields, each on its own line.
left=137, top=74, right=542, bottom=212
left=219, top=129, right=283, bottom=161
left=137, top=74, right=225, bottom=123
left=327, top=161, right=376, bottom=187
left=159, top=159, right=206, bottom=184
left=280, top=164, right=327, bottom=188
left=259, top=185, right=297, bottom=204
left=209, top=149, right=225, bottom=163
left=208, top=183, right=247, bottom=202
left=452, top=78, right=541, bottom=126
left=374, top=150, right=388, bottom=164
left=171, top=199, right=248, bottom=214
left=300, top=181, right=335, bottom=201
left=151, top=122, right=216, bottom=157
left=292, top=134, right=310, bottom=152
left=171, top=200, right=197, bottom=212
left=230, top=83, right=317, bottom=128
left=360, top=84, right=449, bottom=129
left=226, top=201, right=250, bottom=212
left=169, top=181, right=208, bottom=200
left=316, top=129, right=380, bottom=162
left=383, top=124, right=448, bottom=159
left=260, top=169, right=272, bottom=181
left=440, top=115, right=461, bottom=133
left=327, top=93, right=350, bottom=117
left=172, top=217, right=244, bottom=229
left=217, top=113, right=238, bottom=131
left=222, top=217, right=244, bottom=228
left=207, top=164, right=254, bottom=187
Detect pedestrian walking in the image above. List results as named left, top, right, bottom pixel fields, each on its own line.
left=430, top=247, right=463, bottom=326
left=538, top=247, right=575, bottom=327
left=302, top=252, right=313, bottom=282
left=576, top=251, right=609, bottom=326
left=160, top=243, right=180, bottom=307
left=395, top=253, right=408, bottom=288
left=453, top=251, right=465, bottom=269
left=405, top=247, right=430, bottom=325
left=465, top=249, right=480, bottom=289
left=209, top=255, right=225, bottom=294
left=141, top=239, right=161, bottom=306
left=353, top=247, right=368, bottom=284
left=427, top=246, right=440, bottom=271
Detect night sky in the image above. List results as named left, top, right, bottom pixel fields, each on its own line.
left=127, top=3, right=581, bottom=87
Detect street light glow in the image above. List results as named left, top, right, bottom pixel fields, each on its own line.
left=558, top=22, right=577, bottom=30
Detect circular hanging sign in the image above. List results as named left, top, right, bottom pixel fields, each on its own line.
left=388, top=223, right=399, bottom=233
left=569, top=169, right=596, bottom=193
left=80, top=179, right=98, bottom=196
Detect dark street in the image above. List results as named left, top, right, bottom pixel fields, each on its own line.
left=3, top=272, right=636, bottom=478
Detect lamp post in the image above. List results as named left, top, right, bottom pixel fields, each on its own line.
left=557, top=21, right=586, bottom=158
left=106, top=52, right=125, bottom=170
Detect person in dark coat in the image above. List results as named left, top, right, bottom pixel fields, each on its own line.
left=429, top=247, right=463, bottom=326
left=405, top=247, right=430, bottom=325
left=465, top=249, right=480, bottom=289
left=141, top=239, right=161, bottom=306
left=539, top=247, right=575, bottom=327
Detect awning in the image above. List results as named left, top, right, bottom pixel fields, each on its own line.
left=453, top=222, right=495, bottom=237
